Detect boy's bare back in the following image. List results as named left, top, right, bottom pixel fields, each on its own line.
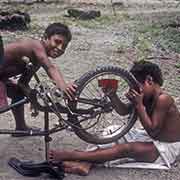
left=5, top=39, right=43, bottom=60
left=1, top=38, right=47, bottom=78
left=151, top=93, right=180, bottom=142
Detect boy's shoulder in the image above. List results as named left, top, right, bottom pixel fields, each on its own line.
left=17, top=38, right=44, bottom=51
left=21, top=37, right=41, bottom=45
left=6, top=37, right=41, bottom=48
left=156, top=93, right=174, bottom=108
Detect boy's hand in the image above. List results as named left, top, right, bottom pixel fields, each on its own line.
left=63, top=83, right=77, bottom=101
left=126, top=88, right=144, bottom=108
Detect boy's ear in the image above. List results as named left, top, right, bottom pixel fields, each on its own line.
left=43, top=33, right=48, bottom=40
left=146, top=75, right=153, bottom=84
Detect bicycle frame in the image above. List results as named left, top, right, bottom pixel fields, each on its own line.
left=0, top=79, right=105, bottom=159
left=0, top=79, right=109, bottom=136
left=0, top=70, right=68, bottom=159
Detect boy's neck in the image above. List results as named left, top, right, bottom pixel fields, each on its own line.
left=153, top=84, right=162, bottom=100
left=144, top=84, right=162, bottom=110
left=147, top=85, right=162, bottom=115
left=40, top=39, right=48, bottom=54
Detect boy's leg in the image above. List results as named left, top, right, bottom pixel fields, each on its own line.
left=49, top=142, right=160, bottom=163
left=6, top=81, right=28, bottom=130
left=0, top=81, right=8, bottom=108
left=11, top=104, right=27, bottom=130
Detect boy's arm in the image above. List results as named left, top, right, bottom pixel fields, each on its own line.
left=33, top=46, right=75, bottom=99
left=129, top=90, right=172, bottom=137
left=108, top=93, right=132, bottom=115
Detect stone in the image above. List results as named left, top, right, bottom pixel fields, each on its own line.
left=0, top=10, right=31, bottom=30
left=66, top=8, right=101, bottom=20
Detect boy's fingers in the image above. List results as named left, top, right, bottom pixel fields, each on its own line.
left=126, top=92, right=136, bottom=102
left=64, top=88, right=76, bottom=101
left=64, top=90, right=73, bottom=101
left=72, top=83, right=78, bottom=88
left=67, top=86, right=76, bottom=96
left=63, top=82, right=78, bottom=101
left=69, top=86, right=76, bottom=92
left=67, top=83, right=77, bottom=92
left=69, top=82, right=77, bottom=88
left=139, top=87, right=143, bottom=93
left=130, top=89, right=139, bottom=96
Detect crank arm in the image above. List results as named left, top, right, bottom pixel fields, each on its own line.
left=77, top=97, right=104, bottom=108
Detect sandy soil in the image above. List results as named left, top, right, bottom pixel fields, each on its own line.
left=0, top=0, right=180, bottom=179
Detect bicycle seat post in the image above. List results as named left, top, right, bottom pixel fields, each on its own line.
left=44, top=111, right=52, bottom=161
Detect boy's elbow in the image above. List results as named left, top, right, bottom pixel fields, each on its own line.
left=119, top=109, right=129, bottom=115
left=44, top=65, right=58, bottom=79
left=147, top=127, right=161, bottom=139
left=48, top=64, right=57, bottom=70
left=46, top=64, right=58, bottom=73
left=115, top=103, right=132, bottom=116
left=115, top=108, right=131, bottom=116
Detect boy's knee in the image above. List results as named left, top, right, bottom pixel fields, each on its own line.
left=145, top=149, right=159, bottom=162
left=128, top=143, right=159, bottom=162
left=114, top=143, right=131, bottom=156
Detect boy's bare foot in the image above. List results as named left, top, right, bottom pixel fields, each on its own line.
left=63, top=161, right=92, bottom=176
left=49, top=149, right=74, bottom=162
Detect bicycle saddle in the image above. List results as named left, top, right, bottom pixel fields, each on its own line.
left=8, top=157, right=65, bottom=179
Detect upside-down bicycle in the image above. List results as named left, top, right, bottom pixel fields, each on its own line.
left=0, top=36, right=140, bottom=178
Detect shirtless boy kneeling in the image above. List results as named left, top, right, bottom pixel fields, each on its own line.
left=49, top=61, right=180, bottom=175
left=0, top=23, right=76, bottom=135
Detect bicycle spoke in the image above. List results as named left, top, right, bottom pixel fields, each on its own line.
left=71, top=66, right=138, bottom=144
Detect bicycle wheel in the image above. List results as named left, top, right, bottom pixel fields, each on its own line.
left=68, top=65, right=139, bottom=144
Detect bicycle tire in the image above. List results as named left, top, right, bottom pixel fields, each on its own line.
left=69, top=65, right=139, bottom=144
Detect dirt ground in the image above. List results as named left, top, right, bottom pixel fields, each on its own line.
left=1, top=0, right=180, bottom=179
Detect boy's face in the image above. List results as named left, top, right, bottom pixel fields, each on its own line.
left=46, top=34, right=68, bottom=58
left=139, top=76, right=154, bottom=99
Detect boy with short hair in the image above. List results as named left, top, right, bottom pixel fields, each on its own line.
left=48, top=61, right=180, bottom=175
left=0, top=22, right=76, bottom=133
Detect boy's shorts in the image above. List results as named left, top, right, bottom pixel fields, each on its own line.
left=86, top=126, right=180, bottom=169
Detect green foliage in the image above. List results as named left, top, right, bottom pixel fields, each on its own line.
left=159, top=27, right=180, bottom=53
left=131, top=24, right=160, bottom=60
left=48, top=12, right=131, bottom=29
left=135, top=36, right=152, bottom=60
left=130, top=23, right=180, bottom=57
left=175, top=63, right=180, bottom=69
left=136, top=24, right=162, bottom=37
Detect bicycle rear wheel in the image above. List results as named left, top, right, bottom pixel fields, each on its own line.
left=69, top=66, right=139, bottom=144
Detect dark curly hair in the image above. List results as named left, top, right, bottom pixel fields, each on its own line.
left=44, top=22, right=72, bottom=43
left=130, top=60, right=163, bottom=86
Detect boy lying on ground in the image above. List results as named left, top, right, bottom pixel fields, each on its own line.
left=48, top=60, right=180, bottom=175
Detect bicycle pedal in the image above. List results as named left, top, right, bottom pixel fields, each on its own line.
left=54, top=122, right=65, bottom=128
left=66, top=126, right=74, bottom=132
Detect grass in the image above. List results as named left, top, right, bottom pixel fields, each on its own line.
left=175, top=63, right=180, bottom=69
left=134, top=22, right=180, bottom=53
left=48, top=11, right=131, bottom=29
left=127, top=23, right=180, bottom=60
left=159, top=27, right=180, bottom=53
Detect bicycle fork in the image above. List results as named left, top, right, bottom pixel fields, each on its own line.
left=44, top=111, right=52, bottom=161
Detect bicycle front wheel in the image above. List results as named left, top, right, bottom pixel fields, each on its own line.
left=69, top=66, right=139, bottom=144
